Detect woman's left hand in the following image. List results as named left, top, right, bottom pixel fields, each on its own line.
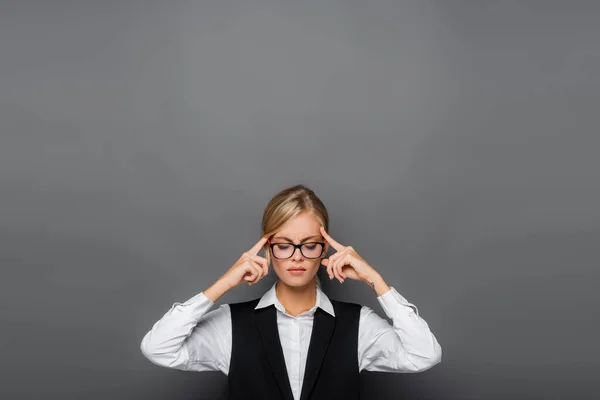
left=320, top=226, right=378, bottom=284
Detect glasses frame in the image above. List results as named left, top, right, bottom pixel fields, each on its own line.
left=267, top=239, right=326, bottom=259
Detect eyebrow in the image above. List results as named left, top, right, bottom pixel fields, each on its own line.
left=271, top=235, right=322, bottom=243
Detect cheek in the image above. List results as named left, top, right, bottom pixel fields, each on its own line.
left=271, top=259, right=283, bottom=270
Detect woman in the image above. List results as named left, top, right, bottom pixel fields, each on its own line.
left=140, top=184, right=441, bottom=400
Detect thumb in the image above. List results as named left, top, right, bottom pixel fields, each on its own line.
left=321, top=258, right=329, bottom=266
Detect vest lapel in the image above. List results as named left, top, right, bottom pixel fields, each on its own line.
left=254, top=306, right=295, bottom=400
left=300, top=308, right=335, bottom=400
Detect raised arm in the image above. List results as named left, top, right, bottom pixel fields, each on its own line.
left=358, top=279, right=442, bottom=372
left=140, top=236, right=270, bottom=374
left=140, top=281, right=232, bottom=373
left=318, top=227, right=441, bottom=373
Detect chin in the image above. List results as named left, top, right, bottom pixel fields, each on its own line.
left=276, top=272, right=317, bottom=287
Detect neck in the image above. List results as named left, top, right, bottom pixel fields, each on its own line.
left=275, top=278, right=318, bottom=317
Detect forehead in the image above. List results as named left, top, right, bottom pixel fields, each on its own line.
left=273, top=212, right=321, bottom=238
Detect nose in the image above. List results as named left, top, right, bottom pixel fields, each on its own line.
left=291, top=246, right=304, bottom=261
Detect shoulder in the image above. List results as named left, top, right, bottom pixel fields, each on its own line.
left=329, top=298, right=362, bottom=316
left=330, top=298, right=361, bottom=308
left=228, top=297, right=262, bottom=313
left=329, top=299, right=383, bottom=323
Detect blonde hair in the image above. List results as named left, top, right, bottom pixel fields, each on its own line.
left=261, top=184, right=329, bottom=268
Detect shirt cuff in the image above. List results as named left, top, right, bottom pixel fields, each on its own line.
left=377, top=286, right=419, bottom=317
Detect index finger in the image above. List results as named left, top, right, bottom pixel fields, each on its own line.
left=320, top=226, right=344, bottom=251
left=249, top=236, right=268, bottom=255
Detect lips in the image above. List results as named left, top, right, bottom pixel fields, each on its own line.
left=287, top=267, right=306, bottom=271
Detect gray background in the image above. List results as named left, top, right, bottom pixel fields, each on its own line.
left=1, top=1, right=599, bottom=399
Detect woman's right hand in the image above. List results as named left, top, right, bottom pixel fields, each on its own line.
left=221, top=236, right=270, bottom=288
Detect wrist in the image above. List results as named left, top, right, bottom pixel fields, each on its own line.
left=362, top=272, right=390, bottom=297
left=204, top=278, right=231, bottom=303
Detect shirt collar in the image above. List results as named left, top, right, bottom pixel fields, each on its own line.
left=255, top=280, right=335, bottom=317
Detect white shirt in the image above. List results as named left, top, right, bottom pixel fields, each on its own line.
left=141, top=281, right=441, bottom=399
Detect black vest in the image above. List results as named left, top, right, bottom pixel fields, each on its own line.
left=228, top=298, right=361, bottom=400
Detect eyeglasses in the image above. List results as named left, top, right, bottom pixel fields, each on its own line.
left=268, top=239, right=326, bottom=259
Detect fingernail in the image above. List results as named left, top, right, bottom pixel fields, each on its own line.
left=329, top=275, right=333, bottom=280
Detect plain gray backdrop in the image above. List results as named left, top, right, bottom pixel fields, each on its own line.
left=1, top=1, right=599, bottom=399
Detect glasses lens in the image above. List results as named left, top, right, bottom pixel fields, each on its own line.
left=301, top=243, right=323, bottom=258
left=273, top=244, right=294, bottom=259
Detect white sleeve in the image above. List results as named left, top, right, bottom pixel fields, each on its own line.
left=357, top=287, right=442, bottom=373
left=140, top=292, right=232, bottom=375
